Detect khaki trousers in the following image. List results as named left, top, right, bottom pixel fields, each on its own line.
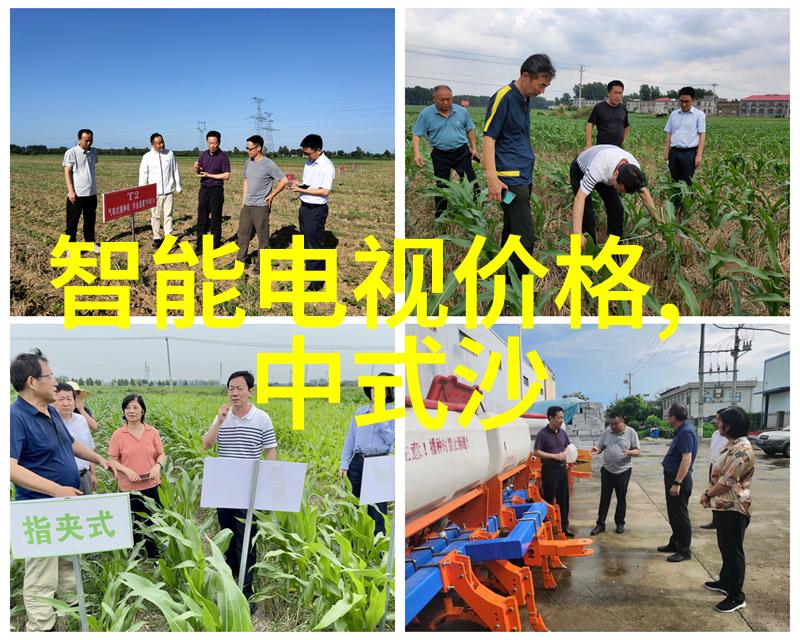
left=23, top=556, right=76, bottom=631
left=151, top=193, right=174, bottom=240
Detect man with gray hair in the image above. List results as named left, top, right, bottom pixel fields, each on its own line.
left=482, top=54, right=555, bottom=276
left=412, top=85, right=479, bottom=218
left=658, top=402, right=699, bottom=562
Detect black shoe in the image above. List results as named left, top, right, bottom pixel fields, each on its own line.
left=153, top=238, right=163, bottom=249
left=704, top=581, right=728, bottom=595
left=667, top=552, right=691, bottom=563
left=249, top=601, right=258, bottom=616
left=590, top=524, right=605, bottom=535
left=305, top=281, right=324, bottom=292
left=657, top=544, right=677, bottom=553
left=615, top=524, right=625, bottom=534
left=715, top=597, right=746, bottom=613
left=700, top=522, right=717, bottom=530
left=564, top=529, right=576, bottom=538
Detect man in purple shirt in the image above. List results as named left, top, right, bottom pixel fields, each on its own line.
left=193, top=130, right=231, bottom=253
left=533, top=406, right=575, bottom=537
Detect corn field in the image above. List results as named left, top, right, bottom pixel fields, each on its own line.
left=406, top=108, right=789, bottom=316
left=10, top=386, right=393, bottom=632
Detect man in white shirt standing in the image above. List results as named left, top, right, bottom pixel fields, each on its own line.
left=700, top=409, right=728, bottom=530
left=664, top=86, right=706, bottom=216
left=202, top=370, right=277, bottom=613
left=63, top=128, right=99, bottom=251
left=139, top=132, right=182, bottom=249
left=53, top=382, right=96, bottom=495
left=290, top=134, right=336, bottom=291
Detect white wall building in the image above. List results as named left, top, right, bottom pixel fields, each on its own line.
left=759, top=352, right=789, bottom=428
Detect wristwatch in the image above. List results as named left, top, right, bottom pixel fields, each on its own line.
left=672, top=480, right=682, bottom=486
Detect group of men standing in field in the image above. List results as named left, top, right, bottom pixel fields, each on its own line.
left=412, top=53, right=707, bottom=264
left=62, top=129, right=335, bottom=290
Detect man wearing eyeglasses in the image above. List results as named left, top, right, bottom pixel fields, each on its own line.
left=290, top=134, right=336, bottom=292
left=236, top=135, right=288, bottom=274
left=664, top=86, right=706, bottom=214
left=10, top=349, right=110, bottom=632
left=63, top=129, right=99, bottom=251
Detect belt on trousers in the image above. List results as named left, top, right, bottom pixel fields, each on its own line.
left=672, top=146, right=697, bottom=151
left=353, top=451, right=387, bottom=459
left=300, top=201, right=327, bottom=208
left=80, top=468, right=88, bottom=476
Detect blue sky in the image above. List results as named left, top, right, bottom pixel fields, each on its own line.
left=492, top=323, right=789, bottom=405
left=11, top=9, right=394, bottom=152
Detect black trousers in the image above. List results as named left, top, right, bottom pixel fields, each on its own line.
left=197, top=185, right=225, bottom=251
left=500, top=183, right=536, bottom=278
left=431, top=144, right=478, bottom=217
left=714, top=510, right=749, bottom=602
left=569, top=159, right=624, bottom=244
left=65, top=195, right=97, bottom=243
left=668, top=147, right=698, bottom=186
left=129, top=485, right=161, bottom=558
left=663, top=472, right=693, bottom=554
left=217, top=508, right=257, bottom=599
left=596, top=467, right=632, bottom=527
left=298, top=202, right=329, bottom=277
left=540, top=462, right=569, bottom=531
left=347, top=453, right=388, bottom=536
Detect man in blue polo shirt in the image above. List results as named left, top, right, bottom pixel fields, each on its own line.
left=658, top=402, right=699, bottom=563
left=412, top=85, right=479, bottom=218
left=10, top=349, right=110, bottom=631
left=482, top=54, right=555, bottom=277
left=533, top=405, right=575, bottom=538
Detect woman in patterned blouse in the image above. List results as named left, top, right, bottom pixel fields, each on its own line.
left=699, top=406, right=755, bottom=614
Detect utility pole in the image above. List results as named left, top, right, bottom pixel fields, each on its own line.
left=730, top=325, right=752, bottom=406
left=251, top=97, right=266, bottom=137
left=711, top=83, right=718, bottom=114
left=697, top=324, right=705, bottom=439
left=577, top=64, right=585, bottom=109
left=196, top=121, right=207, bottom=150
left=165, top=337, right=173, bottom=388
left=144, top=361, right=150, bottom=384
left=264, top=112, right=277, bottom=153
left=623, top=372, right=632, bottom=397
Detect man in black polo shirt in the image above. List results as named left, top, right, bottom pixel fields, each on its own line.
left=586, top=80, right=630, bottom=148
left=482, top=53, right=556, bottom=277
left=533, top=405, right=575, bottom=538
left=10, top=349, right=109, bottom=631
left=658, top=402, right=699, bottom=563
left=193, top=130, right=231, bottom=253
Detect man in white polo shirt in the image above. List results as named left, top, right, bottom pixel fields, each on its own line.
left=202, top=370, right=277, bottom=612
left=664, top=86, right=707, bottom=215
left=569, top=144, right=660, bottom=249
left=63, top=128, right=100, bottom=251
left=290, top=133, right=336, bottom=291
left=139, top=132, right=183, bottom=250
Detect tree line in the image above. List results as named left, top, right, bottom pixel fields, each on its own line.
left=10, top=144, right=394, bottom=159
left=406, top=84, right=716, bottom=109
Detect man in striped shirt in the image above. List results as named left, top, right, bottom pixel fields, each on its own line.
left=202, top=370, right=277, bottom=608
left=569, top=144, right=660, bottom=249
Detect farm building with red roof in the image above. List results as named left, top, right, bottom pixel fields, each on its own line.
left=741, top=94, right=789, bottom=117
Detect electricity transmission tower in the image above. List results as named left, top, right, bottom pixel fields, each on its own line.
left=196, top=120, right=207, bottom=150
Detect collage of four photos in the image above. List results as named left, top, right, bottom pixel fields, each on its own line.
left=7, top=5, right=791, bottom=634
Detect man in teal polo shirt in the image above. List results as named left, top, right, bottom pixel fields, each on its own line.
left=482, top=54, right=555, bottom=276
left=412, top=85, right=479, bottom=218
left=10, top=349, right=109, bottom=631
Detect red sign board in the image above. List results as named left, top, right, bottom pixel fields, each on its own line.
left=102, top=184, right=157, bottom=222
left=460, top=99, right=470, bottom=107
